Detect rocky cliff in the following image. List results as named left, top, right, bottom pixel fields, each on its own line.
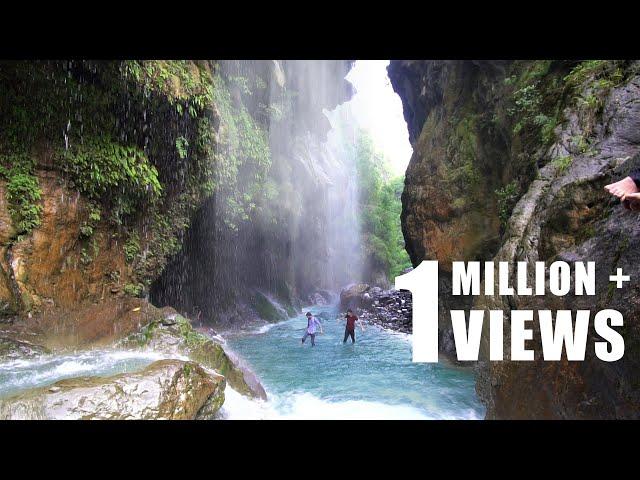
left=390, top=60, right=640, bottom=418
left=0, top=60, right=218, bottom=319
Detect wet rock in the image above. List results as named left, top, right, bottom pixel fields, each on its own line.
left=122, top=312, right=267, bottom=400
left=392, top=59, right=640, bottom=417
left=0, top=359, right=225, bottom=420
left=350, top=288, right=413, bottom=335
left=4, top=297, right=165, bottom=351
left=0, top=336, right=49, bottom=360
left=309, top=292, right=327, bottom=306
left=339, top=283, right=370, bottom=310
left=471, top=66, right=640, bottom=419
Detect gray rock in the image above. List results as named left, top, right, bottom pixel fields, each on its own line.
left=0, top=360, right=225, bottom=420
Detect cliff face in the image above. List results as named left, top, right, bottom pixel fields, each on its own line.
left=390, top=60, right=640, bottom=418
left=1, top=60, right=354, bottom=331
left=0, top=61, right=219, bottom=319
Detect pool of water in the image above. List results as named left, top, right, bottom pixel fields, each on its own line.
left=223, top=303, right=485, bottom=419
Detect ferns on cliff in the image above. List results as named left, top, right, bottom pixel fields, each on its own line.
left=212, top=72, right=273, bottom=231
left=0, top=152, right=42, bottom=237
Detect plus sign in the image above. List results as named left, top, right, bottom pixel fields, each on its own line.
left=609, top=268, right=630, bottom=288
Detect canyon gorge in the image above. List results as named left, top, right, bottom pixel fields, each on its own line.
left=1, top=59, right=639, bottom=419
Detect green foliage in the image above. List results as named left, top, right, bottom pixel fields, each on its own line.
left=124, top=232, right=141, bottom=263
left=0, top=60, right=217, bottom=293
left=79, top=203, right=101, bottom=238
left=175, top=136, right=189, bottom=160
left=80, top=247, right=92, bottom=266
left=552, top=155, right=573, bottom=173
left=123, top=283, right=144, bottom=297
left=495, top=181, right=520, bottom=229
left=212, top=73, right=273, bottom=230
left=60, top=136, right=162, bottom=225
left=355, top=132, right=412, bottom=281
left=0, top=152, right=42, bottom=236
left=61, top=136, right=161, bottom=200
left=121, top=60, right=214, bottom=111
left=534, top=114, right=559, bottom=145
left=563, top=60, right=623, bottom=89
left=505, top=60, right=565, bottom=147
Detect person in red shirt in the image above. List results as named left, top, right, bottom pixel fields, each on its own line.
left=341, top=308, right=365, bottom=344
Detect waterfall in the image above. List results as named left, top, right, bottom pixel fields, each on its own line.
left=151, top=60, right=361, bottom=324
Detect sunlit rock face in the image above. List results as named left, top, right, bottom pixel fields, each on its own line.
left=391, top=59, right=640, bottom=418
left=0, top=359, right=225, bottom=420
left=0, top=171, right=130, bottom=313
left=389, top=60, right=514, bottom=267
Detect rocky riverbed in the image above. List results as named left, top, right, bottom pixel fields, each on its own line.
left=340, top=283, right=413, bottom=334
left=0, top=299, right=266, bottom=419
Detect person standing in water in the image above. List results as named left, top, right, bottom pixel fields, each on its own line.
left=302, top=311, right=323, bottom=347
left=341, top=308, right=365, bottom=344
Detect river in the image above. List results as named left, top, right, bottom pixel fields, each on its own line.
left=220, top=303, right=485, bottom=419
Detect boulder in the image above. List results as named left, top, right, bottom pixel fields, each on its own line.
left=309, top=292, right=327, bottom=306
left=0, top=359, right=225, bottom=420
left=123, top=312, right=267, bottom=400
left=339, top=283, right=370, bottom=310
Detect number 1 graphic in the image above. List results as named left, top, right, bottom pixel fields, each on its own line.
left=395, top=261, right=439, bottom=362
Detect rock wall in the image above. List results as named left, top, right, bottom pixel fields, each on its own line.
left=390, top=60, right=640, bottom=418
left=0, top=60, right=219, bottom=319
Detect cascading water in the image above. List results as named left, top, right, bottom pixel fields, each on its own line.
left=151, top=60, right=363, bottom=323
left=0, top=60, right=485, bottom=419
left=150, top=60, right=483, bottom=419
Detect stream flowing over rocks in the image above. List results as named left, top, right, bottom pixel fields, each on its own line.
left=0, top=359, right=225, bottom=420
left=0, top=299, right=266, bottom=419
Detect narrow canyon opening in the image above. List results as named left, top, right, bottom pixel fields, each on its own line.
left=150, top=60, right=414, bottom=329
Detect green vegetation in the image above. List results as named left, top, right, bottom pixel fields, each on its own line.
left=123, top=283, right=144, bottom=297
left=79, top=203, right=101, bottom=238
left=355, top=132, right=412, bottom=281
left=505, top=60, right=564, bottom=148
left=0, top=152, right=42, bottom=237
left=0, top=60, right=218, bottom=297
left=552, top=155, right=573, bottom=173
left=60, top=136, right=162, bottom=225
left=124, top=232, right=141, bottom=263
left=564, top=60, right=629, bottom=139
left=495, top=181, right=520, bottom=229
left=212, top=73, right=274, bottom=231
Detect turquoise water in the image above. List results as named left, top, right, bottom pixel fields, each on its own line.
left=224, top=303, right=485, bottom=419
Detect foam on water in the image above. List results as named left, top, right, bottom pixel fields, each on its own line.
left=0, top=349, right=183, bottom=398
left=221, top=386, right=481, bottom=420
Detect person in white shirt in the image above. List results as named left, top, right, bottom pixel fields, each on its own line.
left=301, top=312, right=323, bottom=347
